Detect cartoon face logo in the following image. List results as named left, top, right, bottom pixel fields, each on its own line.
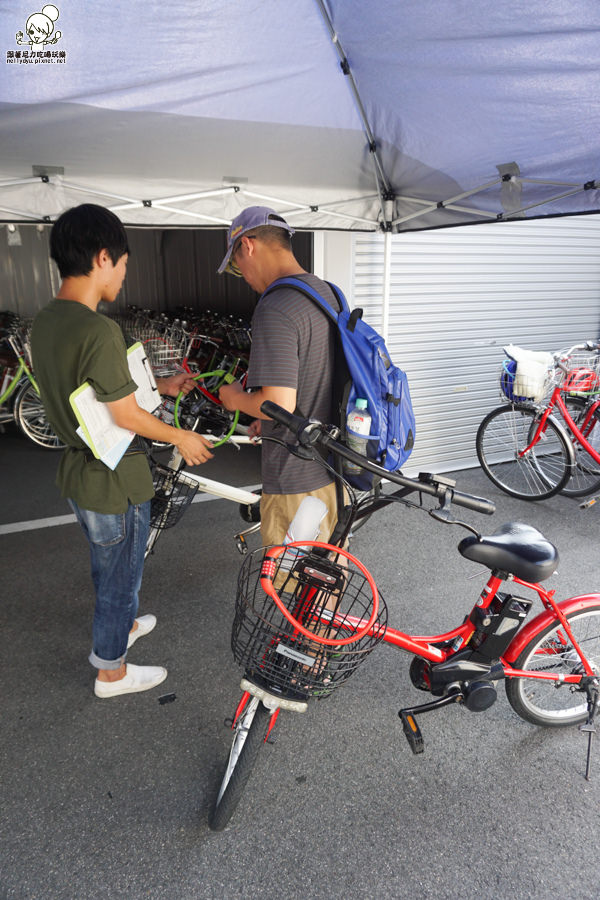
left=16, top=5, right=62, bottom=48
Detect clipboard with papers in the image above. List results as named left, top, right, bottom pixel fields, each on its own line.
left=69, top=342, right=161, bottom=470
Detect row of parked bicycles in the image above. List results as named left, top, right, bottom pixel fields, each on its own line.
left=5, top=304, right=600, bottom=506
left=0, top=306, right=252, bottom=451
left=0, top=311, right=63, bottom=448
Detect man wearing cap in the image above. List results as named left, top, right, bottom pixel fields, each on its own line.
left=218, top=206, right=340, bottom=545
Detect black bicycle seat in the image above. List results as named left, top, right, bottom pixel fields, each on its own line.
left=458, top=522, right=559, bottom=582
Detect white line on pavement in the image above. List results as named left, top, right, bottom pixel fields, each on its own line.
left=0, top=483, right=262, bottom=535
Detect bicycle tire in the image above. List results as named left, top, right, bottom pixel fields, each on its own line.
left=476, top=404, right=573, bottom=501
left=559, top=397, right=600, bottom=498
left=208, top=698, right=272, bottom=831
left=505, top=604, right=600, bottom=726
left=13, top=381, right=65, bottom=449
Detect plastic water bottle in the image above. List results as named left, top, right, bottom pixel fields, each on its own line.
left=280, top=496, right=328, bottom=570
left=344, top=398, right=371, bottom=475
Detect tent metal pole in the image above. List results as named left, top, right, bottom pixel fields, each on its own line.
left=0, top=205, right=43, bottom=220
left=518, top=178, right=587, bottom=187
left=382, top=231, right=392, bottom=343
left=498, top=186, right=593, bottom=219
left=151, top=187, right=237, bottom=204
left=285, top=208, right=377, bottom=227
left=60, top=181, right=142, bottom=204
left=242, top=190, right=376, bottom=227
left=0, top=177, right=46, bottom=188
left=314, top=0, right=393, bottom=222
left=145, top=204, right=229, bottom=224
left=392, top=177, right=502, bottom=227
left=243, top=189, right=380, bottom=210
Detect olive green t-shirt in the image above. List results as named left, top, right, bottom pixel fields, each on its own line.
left=30, top=299, right=154, bottom=514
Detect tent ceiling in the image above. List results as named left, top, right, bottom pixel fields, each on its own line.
left=1, top=0, right=598, bottom=231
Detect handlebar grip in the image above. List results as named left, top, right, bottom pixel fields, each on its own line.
left=260, top=400, right=306, bottom=433
left=451, top=491, right=495, bottom=516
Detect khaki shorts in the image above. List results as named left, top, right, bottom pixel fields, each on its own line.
left=260, top=481, right=342, bottom=547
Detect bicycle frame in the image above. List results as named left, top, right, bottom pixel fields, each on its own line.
left=0, top=342, right=38, bottom=408
left=325, top=569, right=597, bottom=683
left=520, top=386, right=600, bottom=466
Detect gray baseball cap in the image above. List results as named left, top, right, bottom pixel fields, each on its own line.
left=218, top=206, right=295, bottom=275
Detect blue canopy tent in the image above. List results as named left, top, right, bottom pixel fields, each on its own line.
left=0, top=0, right=598, bottom=231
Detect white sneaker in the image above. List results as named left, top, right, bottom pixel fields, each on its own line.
left=94, top=664, right=167, bottom=698
left=127, top=614, right=157, bottom=649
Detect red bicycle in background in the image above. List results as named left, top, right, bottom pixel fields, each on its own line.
left=477, top=340, right=600, bottom=501
left=208, top=402, right=600, bottom=831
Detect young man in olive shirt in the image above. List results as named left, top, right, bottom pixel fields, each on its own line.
left=31, top=204, right=213, bottom=698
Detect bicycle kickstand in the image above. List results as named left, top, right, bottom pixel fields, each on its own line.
left=399, top=689, right=463, bottom=755
left=234, top=521, right=261, bottom=555
left=580, top=678, right=600, bottom=781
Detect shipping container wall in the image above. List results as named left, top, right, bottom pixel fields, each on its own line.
left=0, top=225, right=313, bottom=319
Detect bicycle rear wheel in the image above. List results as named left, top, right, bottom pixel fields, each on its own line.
left=208, top=698, right=272, bottom=832
left=476, top=404, right=573, bottom=501
left=14, top=381, right=65, bottom=449
left=505, top=604, right=600, bottom=726
left=559, top=397, right=600, bottom=498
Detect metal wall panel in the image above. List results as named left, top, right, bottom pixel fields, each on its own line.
left=1, top=225, right=313, bottom=319
left=352, top=216, right=600, bottom=475
left=0, top=225, right=58, bottom=318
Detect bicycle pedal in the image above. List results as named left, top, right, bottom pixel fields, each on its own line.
left=399, top=709, right=425, bottom=755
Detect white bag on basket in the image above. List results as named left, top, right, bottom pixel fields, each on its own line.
left=504, top=345, right=553, bottom=402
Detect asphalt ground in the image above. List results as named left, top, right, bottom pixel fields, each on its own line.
left=1, top=422, right=600, bottom=900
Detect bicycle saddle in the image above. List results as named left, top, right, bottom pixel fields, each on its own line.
left=458, top=522, right=558, bottom=582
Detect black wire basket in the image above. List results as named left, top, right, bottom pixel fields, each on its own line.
left=149, top=462, right=199, bottom=530
left=232, top=543, right=388, bottom=701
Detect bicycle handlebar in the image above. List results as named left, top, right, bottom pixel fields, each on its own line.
left=260, top=401, right=495, bottom=516
left=555, top=340, right=600, bottom=360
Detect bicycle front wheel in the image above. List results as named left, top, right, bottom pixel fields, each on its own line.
left=476, top=404, right=572, bottom=501
left=505, top=605, right=600, bottom=726
left=208, top=698, right=272, bottom=832
left=14, top=382, right=65, bottom=449
left=560, top=397, right=600, bottom=498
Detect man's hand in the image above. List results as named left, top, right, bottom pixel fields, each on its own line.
left=174, top=430, right=214, bottom=467
left=219, top=380, right=244, bottom=411
left=156, top=372, right=197, bottom=397
left=247, top=419, right=261, bottom=441
left=107, top=392, right=213, bottom=464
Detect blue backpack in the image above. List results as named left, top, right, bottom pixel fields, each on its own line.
left=263, top=277, right=416, bottom=489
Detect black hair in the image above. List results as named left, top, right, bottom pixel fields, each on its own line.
left=251, top=224, right=292, bottom=251
left=50, top=204, right=130, bottom=278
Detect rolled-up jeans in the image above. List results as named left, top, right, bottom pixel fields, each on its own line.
left=68, top=499, right=151, bottom=670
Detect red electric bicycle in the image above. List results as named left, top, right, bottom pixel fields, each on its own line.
left=208, top=402, right=600, bottom=831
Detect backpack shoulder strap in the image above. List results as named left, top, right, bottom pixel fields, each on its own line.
left=262, top=276, right=350, bottom=320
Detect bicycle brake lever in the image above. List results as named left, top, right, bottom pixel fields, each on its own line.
left=429, top=489, right=481, bottom=538
left=285, top=442, right=318, bottom=461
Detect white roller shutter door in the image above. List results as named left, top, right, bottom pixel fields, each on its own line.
left=351, top=215, right=600, bottom=475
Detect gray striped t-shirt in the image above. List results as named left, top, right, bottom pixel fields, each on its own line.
left=247, top=273, right=340, bottom=494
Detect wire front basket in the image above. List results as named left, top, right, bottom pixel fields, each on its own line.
left=232, top=543, right=388, bottom=701
left=499, top=357, right=555, bottom=404
left=149, top=462, right=199, bottom=530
